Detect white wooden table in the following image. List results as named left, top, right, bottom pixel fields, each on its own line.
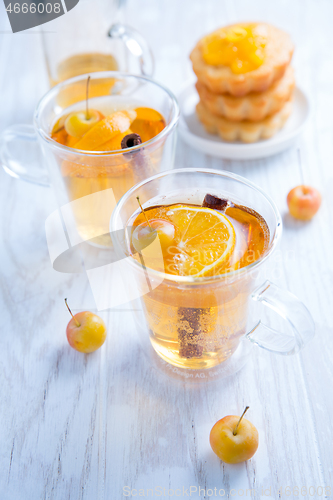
left=1, top=1, right=332, bottom=498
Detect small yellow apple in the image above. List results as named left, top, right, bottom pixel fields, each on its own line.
left=64, top=75, right=104, bottom=139
left=65, top=299, right=106, bottom=353
left=210, top=406, right=259, bottom=464
left=132, top=219, right=175, bottom=253
left=287, top=185, right=322, bottom=221
left=64, top=109, right=104, bottom=138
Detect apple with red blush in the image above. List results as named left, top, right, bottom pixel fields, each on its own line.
left=287, top=185, right=321, bottom=221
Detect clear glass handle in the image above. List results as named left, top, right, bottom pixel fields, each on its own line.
left=108, top=23, right=154, bottom=77
left=246, top=280, right=315, bottom=355
left=0, top=124, right=49, bottom=186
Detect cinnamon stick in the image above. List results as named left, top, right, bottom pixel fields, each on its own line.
left=177, top=193, right=231, bottom=359
left=202, top=193, right=229, bottom=211
left=121, top=133, right=155, bottom=183
left=178, top=307, right=205, bottom=358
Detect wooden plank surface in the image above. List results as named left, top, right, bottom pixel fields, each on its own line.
left=0, top=0, right=332, bottom=498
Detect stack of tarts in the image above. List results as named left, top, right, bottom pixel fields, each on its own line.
left=190, top=23, right=295, bottom=143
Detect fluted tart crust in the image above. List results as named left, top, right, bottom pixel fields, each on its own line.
left=196, top=98, right=293, bottom=143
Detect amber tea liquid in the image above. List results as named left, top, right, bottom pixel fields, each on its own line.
left=50, top=53, right=119, bottom=88
left=129, top=198, right=270, bottom=369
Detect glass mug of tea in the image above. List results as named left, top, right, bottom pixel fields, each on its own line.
left=0, top=72, right=179, bottom=247
left=42, top=0, right=154, bottom=87
left=111, top=168, right=315, bottom=378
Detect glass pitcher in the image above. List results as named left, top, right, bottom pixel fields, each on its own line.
left=41, top=0, right=154, bottom=87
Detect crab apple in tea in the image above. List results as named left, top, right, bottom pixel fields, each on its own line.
left=287, top=185, right=322, bottom=221
left=65, top=299, right=107, bottom=353
left=210, top=407, right=259, bottom=464
left=132, top=219, right=175, bottom=253
left=65, top=109, right=104, bottom=138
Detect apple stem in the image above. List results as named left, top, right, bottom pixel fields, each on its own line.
left=233, top=406, right=250, bottom=436
left=86, top=76, right=91, bottom=121
left=136, top=196, right=153, bottom=231
left=65, top=298, right=80, bottom=327
left=297, top=149, right=305, bottom=186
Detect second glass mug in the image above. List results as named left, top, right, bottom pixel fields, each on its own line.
left=0, top=72, right=179, bottom=247
left=111, top=168, right=315, bottom=378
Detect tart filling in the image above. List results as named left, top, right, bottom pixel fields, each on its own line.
left=202, top=24, right=267, bottom=74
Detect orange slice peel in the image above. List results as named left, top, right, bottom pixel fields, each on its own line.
left=73, top=109, right=136, bottom=151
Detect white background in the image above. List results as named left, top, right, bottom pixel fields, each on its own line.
left=0, top=0, right=332, bottom=499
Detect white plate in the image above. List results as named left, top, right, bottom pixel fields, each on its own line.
left=178, top=81, right=310, bottom=160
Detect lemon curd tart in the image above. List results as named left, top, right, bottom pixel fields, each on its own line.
left=190, top=23, right=294, bottom=96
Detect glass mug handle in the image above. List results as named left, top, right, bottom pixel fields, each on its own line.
left=0, top=124, right=49, bottom=186
left=108, top=23, right=154, bottom=77
left=246, top=280, right=315, bottom=355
